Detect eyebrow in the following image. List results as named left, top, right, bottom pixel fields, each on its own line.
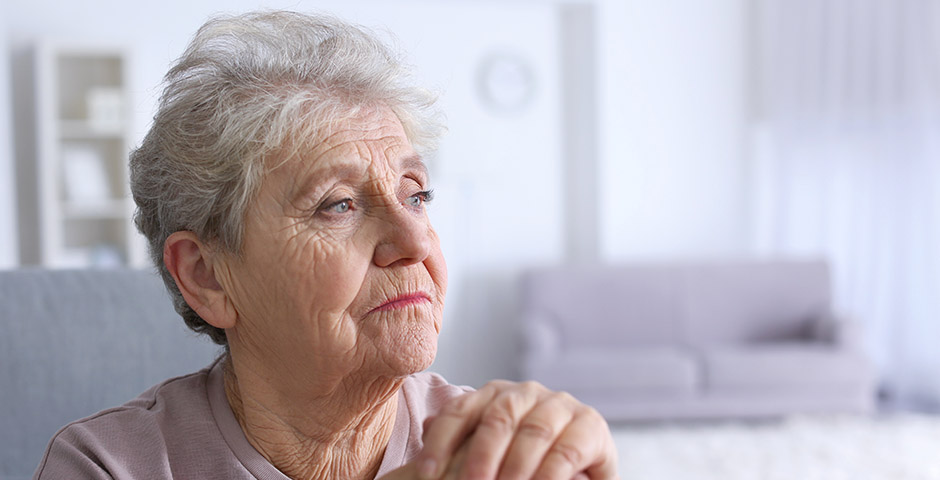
left=399, top=154, right=430, bottom=181
left=289, top=162, right=361, bottom=205
left=290, top=153, right=429, bottom=205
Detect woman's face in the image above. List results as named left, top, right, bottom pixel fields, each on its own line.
left=215, top=105, right=447, bottom=386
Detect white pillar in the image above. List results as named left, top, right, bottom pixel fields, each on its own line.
left=0, top=6, right=19, bottom=269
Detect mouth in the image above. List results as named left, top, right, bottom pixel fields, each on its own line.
left=368, top=292, right=432, bottom=315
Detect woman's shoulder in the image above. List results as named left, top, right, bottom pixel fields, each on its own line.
left=33, top=362, right=233, bottom=479
left=401, top=371, right=474, bottom=416
left=44, top=366, right=211, bottom=435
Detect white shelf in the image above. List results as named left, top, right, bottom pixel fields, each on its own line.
left=61, top=200, right=129, bottom=219
left=21, top=41, right=148, bottom=268
left=59, top=120, right=125, bottom=140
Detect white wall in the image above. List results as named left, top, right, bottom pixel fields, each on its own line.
left=1, top=0, right=754, bottom=385
left=597, top=0, right=750, bottom=260
left=1, top=0, right=568, bottom=386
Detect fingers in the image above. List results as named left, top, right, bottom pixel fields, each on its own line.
left=496, top=391, right=579, bottom=479
left=378, top=439, right=471, bottom=480
left=376, top=459, right=419, bottom=480
left=440, top=437, right=470, bottom=480
left=417, top=382, right=504, bottom=479
left=532, top=405, right=619, bottom=480
left=457, top=382, right=550, bottom=479
left=418, top=380, right=619, bottom=480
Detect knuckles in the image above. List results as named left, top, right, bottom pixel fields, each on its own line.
left=548, top=390, right=578, bottom=408
left=442, top=390, right=480, bottom=418
left=580, top=404, right=609, bottom=431
left=477, top=387, right=533, bottom=432
left=478, top=405, right=517, bottom=433
left=516, top=418, right=557, bottom=442
left=548, top=442, right=586, bottom=471
left=519, top=379, right=547, bottom=392
left=426, top=380, right=617, bottom=480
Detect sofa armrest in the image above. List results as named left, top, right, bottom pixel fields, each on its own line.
left=809, top=312, right=865, bottom=351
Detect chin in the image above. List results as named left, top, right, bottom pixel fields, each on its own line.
left=382, top=321, right=439, bottom=375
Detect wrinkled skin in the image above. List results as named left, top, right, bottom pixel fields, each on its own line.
left=165, top=104, right=618, bottom=480
left=217, top=104, right=447, bottom=393
left=386, top=379, right=619, bottom=480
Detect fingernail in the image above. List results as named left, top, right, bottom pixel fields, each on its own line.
left=418, top=458, right=438, bottom=479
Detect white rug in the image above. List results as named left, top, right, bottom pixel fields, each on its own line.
left=611, top=414, right=940, bottom=480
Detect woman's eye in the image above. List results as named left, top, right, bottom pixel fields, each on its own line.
left=325, top=199, right=352, bottom=214
left=405, top=190, right=434, bottom=208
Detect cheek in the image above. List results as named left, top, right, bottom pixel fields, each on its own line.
left=287, top=229, right=374, bottom=314
left=251, top=228, right=374, bottom=357
left=426, top=228, right=448, bottom=300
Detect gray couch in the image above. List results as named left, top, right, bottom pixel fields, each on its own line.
left=0, top=269, right=221, bottom=480
left=519, top=260, right=876, bottom=422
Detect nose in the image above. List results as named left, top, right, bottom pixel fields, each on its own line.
left=373, top=203, right=433, bottom=268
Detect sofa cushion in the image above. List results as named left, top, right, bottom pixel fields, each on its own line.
left=703, top=344, right=873, bottom=393
left=525, top=347, right=698, bottom=396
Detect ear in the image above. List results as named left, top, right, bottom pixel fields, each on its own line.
left=163, top=231, right=237, bottom=330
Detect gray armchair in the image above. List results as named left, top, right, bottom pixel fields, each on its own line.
left=0, top=269, right=221, bottom=480
left=519, top=259, right=876, bottom=422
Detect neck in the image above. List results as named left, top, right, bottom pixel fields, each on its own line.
left=222, top=356, right=401, bottom=480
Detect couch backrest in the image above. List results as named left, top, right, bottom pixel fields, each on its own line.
left=682, top=260, right=831, bottom=346
left=521, top=265, right=684, bottom=349
left=520, top=259, right=832, bottom=350
left=0, top=268, right=222, bottom=480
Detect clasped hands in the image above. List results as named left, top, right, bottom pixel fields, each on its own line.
left=383, top=380, right=619, bottom=480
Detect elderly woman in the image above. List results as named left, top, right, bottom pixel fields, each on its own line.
left=35, top=11, right=617, bottom=480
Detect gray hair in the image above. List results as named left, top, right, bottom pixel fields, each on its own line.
left=130, top=10, right=443, bottom=345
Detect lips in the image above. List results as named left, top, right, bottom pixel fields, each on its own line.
left=368, top=292, right=432, bottom=315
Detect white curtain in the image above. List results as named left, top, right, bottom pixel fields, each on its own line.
left=754, top=0, right=940, bottom=409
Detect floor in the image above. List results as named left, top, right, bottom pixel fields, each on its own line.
left=609, top=413, right=940, bottom=480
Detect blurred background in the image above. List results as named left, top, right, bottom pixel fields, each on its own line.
left=1, top=0, right=939, bottom=412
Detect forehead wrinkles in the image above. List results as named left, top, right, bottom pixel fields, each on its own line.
left=318, top=111, right=404, bottom=155
left=273, top=111, right=413, bottom=199
left=314, top=127, right=407, bottom=184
